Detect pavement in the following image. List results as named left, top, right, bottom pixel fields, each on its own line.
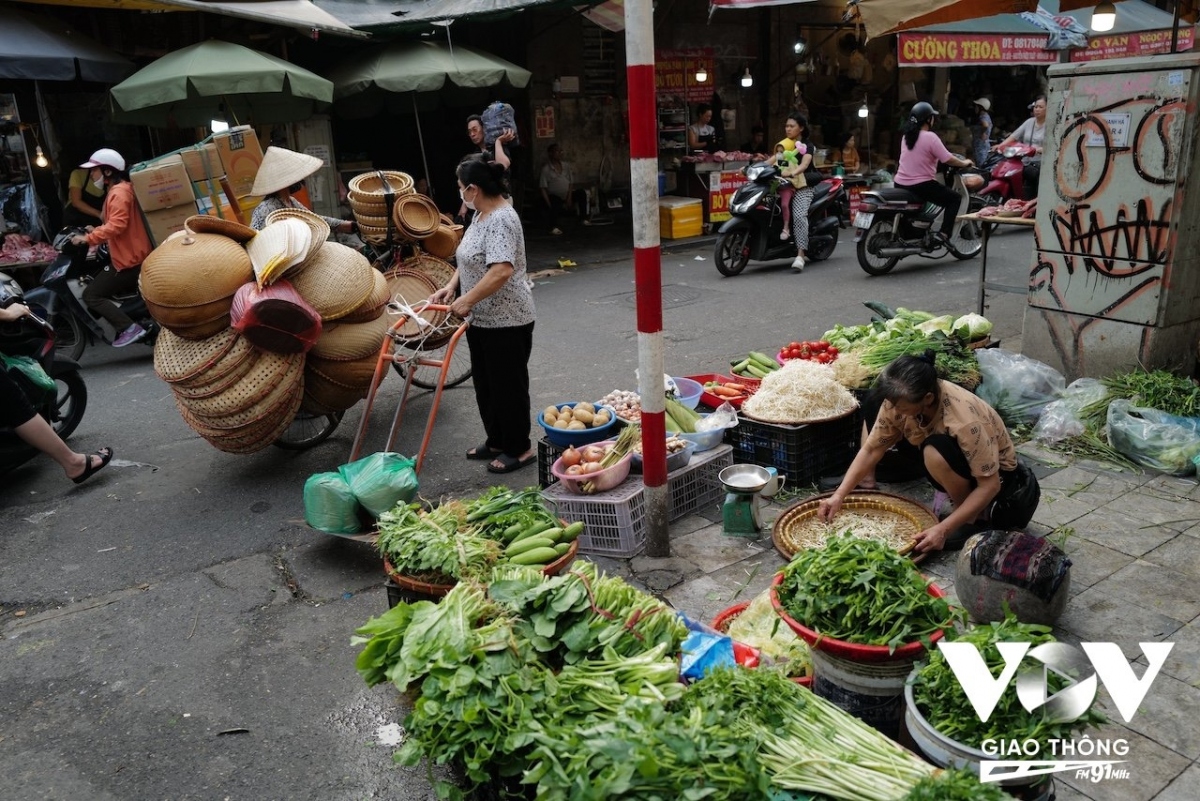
left=2, top=211, right=1195, bottom=800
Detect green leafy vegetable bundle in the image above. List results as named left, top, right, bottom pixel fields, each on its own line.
left=912, top=613, right=1107, bottom=749
left=376, top=501, right=500, bottom=583
left=776, top=536, right=954, bottom=651
left=1079, top=368, right=1200, bottom=431
left=900, top=769, right=1011, bottom=800
left=488, top=561, right=690, bottom=667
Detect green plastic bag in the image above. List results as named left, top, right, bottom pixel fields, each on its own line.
left=339, top=452, right=419, bottom=517
left=1, top=353, right=55, bottom=406
left=303, top=471, right=363, bottom=534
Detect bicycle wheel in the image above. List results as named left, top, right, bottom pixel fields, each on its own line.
left=273, top=411, right=343, bottom=450
left=392, top=335, right=472, bottom=390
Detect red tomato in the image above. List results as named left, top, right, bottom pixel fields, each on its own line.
left=788, top=341, right=801, bottom=351
left=827, top=346, right=839, bottom=357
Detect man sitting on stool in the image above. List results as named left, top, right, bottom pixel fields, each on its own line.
left=538, top=143, right=589, bottom=235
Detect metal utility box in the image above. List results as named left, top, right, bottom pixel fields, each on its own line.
left=1023, top=52, right=1200, bottom=379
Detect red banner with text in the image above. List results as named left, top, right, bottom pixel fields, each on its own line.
left=708, top=170, right=748, bottom=223
left=655, top=48, right=716, bottom=104
left=1071, top=28, right=1195, bottom=61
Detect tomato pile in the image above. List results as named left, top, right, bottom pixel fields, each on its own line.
left=779, top=340, right=839, bottom=364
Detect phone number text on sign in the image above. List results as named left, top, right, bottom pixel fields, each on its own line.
left=707, top=170, right=748, bottom=222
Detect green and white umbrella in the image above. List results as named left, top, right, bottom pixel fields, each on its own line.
left=110, top=40, right=333, bottom=128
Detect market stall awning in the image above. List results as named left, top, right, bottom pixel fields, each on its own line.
left=895, top=0, right=1194, bottom=66
left=8, top=0, right=367, bottom=39
left=849, top=0, right=1038, bottom=39
left=0, top=5, right=135, bottom=82
left=314, top=0, right=606, bottom=32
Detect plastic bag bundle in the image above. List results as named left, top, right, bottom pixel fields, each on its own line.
left=230, top=280, right=322, bottom=354
left=1032, top=378, right=1108, bottom=444
left=975, top=349, right=1066, bottom=425
left=338, top=452, right=419, bottom=517
left=303, top=471, right=363, bottom=534
left=1106, top=399, right=1200, bottom=475
left=482, top=101, right=519, bottom=146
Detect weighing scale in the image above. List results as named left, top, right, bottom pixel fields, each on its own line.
left=718, top=464, right=784, bottom=537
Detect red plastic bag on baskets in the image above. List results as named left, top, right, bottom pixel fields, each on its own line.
left=230, top=279, right=322, bottom=354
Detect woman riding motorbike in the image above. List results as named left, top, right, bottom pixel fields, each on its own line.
left=68, top=148, right=153, bottom=348
left=894, top=102, right=973, bottom=248
left=993, top=94, right=1047, bottom=199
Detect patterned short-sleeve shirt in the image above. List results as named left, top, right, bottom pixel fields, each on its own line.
left=455, top=204, right=535, bottom=328
left=867, top=380, right=1017, bottom=478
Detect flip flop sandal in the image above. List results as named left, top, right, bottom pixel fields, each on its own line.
left=72, top=447, right=114, bottom=485
left=486, top=453, right=536, bottom=474
left=466, top=442, right=501, bottom=460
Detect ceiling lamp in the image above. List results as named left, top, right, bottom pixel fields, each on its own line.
left=793, top=36, right=807, bottom=56
left=695, top=66, right=707, bottom=83
left=1091, top=2, right=1116, bottom=32
left=740, top=68, right=753, bottom=88
left=858, top=99, right=869, bottom=119
left=35, top=146, right=48, bottom=168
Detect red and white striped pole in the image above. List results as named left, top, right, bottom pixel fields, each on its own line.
left=624, top=0, right=669, bottom=556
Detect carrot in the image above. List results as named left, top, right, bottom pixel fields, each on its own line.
left=709, top=385, right=743, bottom=398
left=722, top=382, right=747, bottom=392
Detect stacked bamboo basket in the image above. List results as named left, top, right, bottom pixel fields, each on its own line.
left=347, top=170, right=463, bottom=259
left=146, top=211, right=394, bottom=454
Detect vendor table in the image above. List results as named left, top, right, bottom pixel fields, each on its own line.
left=957, top=212, right=1035, bottom=315
left=0, top=260, right=50, bottom=290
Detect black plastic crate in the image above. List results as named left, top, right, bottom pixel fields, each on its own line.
left=724, top=410, right=860, bottom=486
left=537, top=437, right=566, bottom=488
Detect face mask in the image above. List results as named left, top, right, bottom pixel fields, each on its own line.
left=459, top=187, right=476, bottom=211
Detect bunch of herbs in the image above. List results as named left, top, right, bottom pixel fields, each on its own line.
left=376, top=501, right=501, bottom=583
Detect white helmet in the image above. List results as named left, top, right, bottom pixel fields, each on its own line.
left=80, top=148, right=126, bottom=171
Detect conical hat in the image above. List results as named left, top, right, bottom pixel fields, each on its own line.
left=251, top=147, right=324, bottom=197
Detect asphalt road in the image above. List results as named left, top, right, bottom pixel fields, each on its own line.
left=0, top=221, right=1036, bottom=800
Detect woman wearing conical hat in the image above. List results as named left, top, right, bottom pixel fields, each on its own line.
left=249, top=146, right=355, bottom=233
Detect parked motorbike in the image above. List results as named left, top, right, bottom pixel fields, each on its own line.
left=853, top=168, right=984, bottom=276
left=976, top=143, right=1038, bottom=206
left=24, top=228, right=159, bottom=361
left=713, top=162, right=849, bottom=276
left=0, top=270, right=89, bottom=473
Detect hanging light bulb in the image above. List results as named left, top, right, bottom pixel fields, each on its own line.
left=1091, top=2, right=1116, bottom=32
left=858, top=99, right=869, bottom=119
left=740, top=68, right=753, bottom=88
left=793, top=36, right=807, bottom=56
left=695, top=66, right=708, bottom=83
left=34, top=146, right=48, bottom=168
left=211, top=117, right=230, bottom=133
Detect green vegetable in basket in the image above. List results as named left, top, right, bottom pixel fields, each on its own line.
left=952, top=312, right=993, bottom=341
left=776, top=535, right=956, bottom=652
left=912, top=611, right=1107, bottom=750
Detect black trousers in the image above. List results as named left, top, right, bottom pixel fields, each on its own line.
left=1022, top=161, right=1041, bottom=200
left=895, top=179, right=962, bottom=236
left=465, top=321, right=535, bottom=457
left=0, top=366, right=38, bottom=428
left=539, top=190, right=589, bottom=229
left=82, top=264, right=140, bottom=331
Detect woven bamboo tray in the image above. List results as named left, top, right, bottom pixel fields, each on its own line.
left=772, top=490, right=935, bottom=562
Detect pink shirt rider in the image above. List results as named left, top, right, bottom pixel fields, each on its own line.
left=895, top=130, right=954, bottom=185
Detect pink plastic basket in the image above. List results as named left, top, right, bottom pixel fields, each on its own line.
left=550, top=445, right=633, bottom=495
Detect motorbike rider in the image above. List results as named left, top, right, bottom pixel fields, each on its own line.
left=1, top=302, right=113, bottom=484
left=69, top=149, right=153, bottom=348
left=894, top=102, right=974, bottom=248
left=992, top=94, right=1047, bottom=199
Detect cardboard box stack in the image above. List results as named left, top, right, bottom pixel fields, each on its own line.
left=131, top=128, right=266, bottom=246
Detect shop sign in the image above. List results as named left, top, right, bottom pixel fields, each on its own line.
left=655, top=48, right=715, bottom=104
left=1070, top=28, right=1195, bottom=62
left=707, top=170, right=747, bottom=223
left=535, top=106, right=555, bottom=139
left=897, top=33, right=1058, bottom=66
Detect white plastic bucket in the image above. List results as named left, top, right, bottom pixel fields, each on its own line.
left=809, top=648, right=914, bottom=738
left=903, top=670, right=1052, bottom=797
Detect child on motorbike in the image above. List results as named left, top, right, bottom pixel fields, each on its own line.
left=772, top=138, right=807, bottom=242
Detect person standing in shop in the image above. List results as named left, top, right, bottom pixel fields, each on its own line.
left=971, top=98, right=993, bottom=166
left=68, top=149, right=153, bottom=348
left=538, top=143, right=590, bottom=236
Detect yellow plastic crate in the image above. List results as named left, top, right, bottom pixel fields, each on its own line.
left=658, top=196, right=703, bottom=240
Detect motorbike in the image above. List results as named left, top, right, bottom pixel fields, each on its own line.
left=0, top=270, right=89, bottom=474
left=713, top=162, right=849, bottom=277
left=24, top=228, right=159, bottom=361
left=976, top=143, right=1038, bottom=206
left=853, top=167, right=984, bottom=276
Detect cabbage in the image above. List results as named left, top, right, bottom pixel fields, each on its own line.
left=916, top=314, right=955, bottom=336
left=952, top=313, right=993, bottom=341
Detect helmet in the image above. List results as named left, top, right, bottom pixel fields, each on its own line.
left=80, top=148, right=126, bottom=171
left=909, top=102, right=938, bottom=125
